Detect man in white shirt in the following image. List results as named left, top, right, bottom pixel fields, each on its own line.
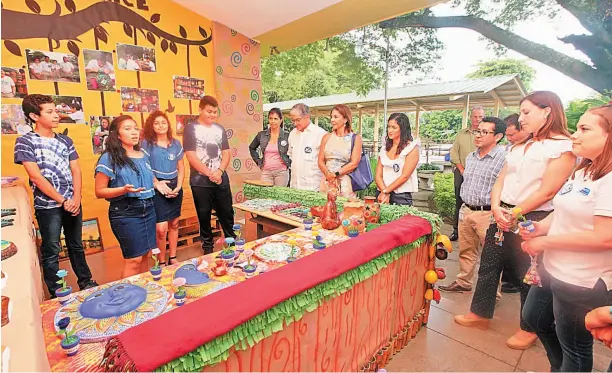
left=287, top=103, right=326, bottom=191
left=29, top=58, right=45, bottom=80
left=1, top=70, right=16, bottom=98
left=42, top=56, right=53, bottom=79
left=126, top=56, right=140, bottom=71
left=59, top=57, right=75, bottom=79
left=145, top=56, right=156, bottom=72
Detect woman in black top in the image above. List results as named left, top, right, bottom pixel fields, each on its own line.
left=249, top=108, right=291, bottom=186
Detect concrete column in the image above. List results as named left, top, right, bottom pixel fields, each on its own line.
left=415, top=105, right=421, bottom=138
left=461, top=95, right=471, bottom=129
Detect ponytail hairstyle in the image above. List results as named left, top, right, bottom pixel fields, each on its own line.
left=573, top=104, right=612, bottom=181
left=98, top=115, right=140, bottom=174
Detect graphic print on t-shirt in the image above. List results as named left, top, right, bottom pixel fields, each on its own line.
left=194, top=124, right=223, bottom=171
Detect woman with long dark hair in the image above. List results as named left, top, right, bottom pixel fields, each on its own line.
left=375, top=113, right=419, bottom=206
left=520, top=105, right=612, bottom=372
left=318, top=104, right=362, bottom=197
left=249, top=108, right=290, bottom=186
left=94, top=115, right=157, bottom=278
left=455, top=91, right=577, bottom=350
left=141, top=111, right=184, bottom=266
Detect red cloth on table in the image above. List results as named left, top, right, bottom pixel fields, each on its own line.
left=103, top=215, right=432, bottom=371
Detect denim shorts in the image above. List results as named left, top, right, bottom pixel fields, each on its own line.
left=109, top=198, right=157, bottom=259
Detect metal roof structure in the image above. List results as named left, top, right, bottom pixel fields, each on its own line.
left=264, top=74, right=527, bottom=114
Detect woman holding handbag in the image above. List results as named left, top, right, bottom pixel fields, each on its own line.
left=375, top=113, right=420, bottom=206
left=318, top=104, right=363, bottom=197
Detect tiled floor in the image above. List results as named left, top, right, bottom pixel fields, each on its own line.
left=58, top=223, right=612, bottom=372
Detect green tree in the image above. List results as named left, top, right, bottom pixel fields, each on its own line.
left=565, top=91, right=612, bottom=132
left=380, top=1, right=612, bottom=94
left=420, top=110, right=463, bottom=141
left=466, top=58, right=536, bottom=91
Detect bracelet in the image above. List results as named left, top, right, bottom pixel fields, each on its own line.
left=61, top=199, right=67, bottom=206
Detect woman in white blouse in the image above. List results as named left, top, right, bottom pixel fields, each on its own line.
left=520, top=105, right=612, bottom=372
left=375, top=113, right=419, bottom=206
left=454, top=91, right=577, bottom=350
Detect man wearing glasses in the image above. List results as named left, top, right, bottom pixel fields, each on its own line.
left=449, top=106, right=485, bottom=241
left=287, top=103, right=327, bottom=191
left=440, top=117, right=507, bottom=294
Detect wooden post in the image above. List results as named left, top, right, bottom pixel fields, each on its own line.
left=314, top=109, right=319, bottom=125
left=415, top=105, right=421, bottom=139
left=374, top=104, right=380, bottom=152
left=461, top=95, right=471, bottom=129
left=494, top=98, right=501, bottom=117
left=358, top=108, right=363, bottom=134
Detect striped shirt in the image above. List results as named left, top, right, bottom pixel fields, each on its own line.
left=460, top=146, right=507, bottom=207
left=14, top=132, right=78, bottom=209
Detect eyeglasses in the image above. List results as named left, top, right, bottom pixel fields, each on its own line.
left=473, top=130, right=495, bottom=137
left=291, top=117, right=303, bottom=123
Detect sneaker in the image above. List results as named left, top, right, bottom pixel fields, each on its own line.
left=449, top=231, right=458, bottom=241
left=438, top=281, right=472, bottom=293
left=501, top=283, right=521, bottom=293
left=80, top=280, right=99, bottom=290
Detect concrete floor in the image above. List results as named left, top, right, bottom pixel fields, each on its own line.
left=58, top=223, right=612, bottom=372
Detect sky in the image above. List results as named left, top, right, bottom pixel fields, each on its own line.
left=391, top=2, right=599, bottom=104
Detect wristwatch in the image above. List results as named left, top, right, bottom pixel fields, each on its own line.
left=382, top=189, right=388, bottom=194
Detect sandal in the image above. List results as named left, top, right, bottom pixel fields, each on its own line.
left=159, top=262, right=167, bottom=267
left=168, top=256, right=179, bottom=265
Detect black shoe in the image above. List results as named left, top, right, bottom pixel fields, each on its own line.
left=449, top=231, right=458, bottom=241
left=80, top=280, right=99, bottom=290
left=501, top=283, right=521, bottom=293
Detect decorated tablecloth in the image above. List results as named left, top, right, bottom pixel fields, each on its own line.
left=40, top=227, right=348, bottom=372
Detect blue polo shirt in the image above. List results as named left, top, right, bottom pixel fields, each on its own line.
left=140, top=139, right=183, bottom=180
left=95, top=152, right=155, bottom=201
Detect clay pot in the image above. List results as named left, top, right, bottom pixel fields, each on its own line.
left=341, top=201, right=365, bottom=235
left=363, top=197, right=381, bottom=224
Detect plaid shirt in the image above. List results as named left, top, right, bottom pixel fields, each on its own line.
left=460, top=145, right=507, bottom=207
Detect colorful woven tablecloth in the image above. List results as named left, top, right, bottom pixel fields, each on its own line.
left=40, top=228, right=348, bottom=372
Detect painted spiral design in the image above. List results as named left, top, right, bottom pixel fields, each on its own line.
left=225, top=129, right=234, bottom=139
left=216, top=66, right=223, bottom=75
left=245, top=159, right=254, bottom=171
left=250, top=90, right=260, bottom=102
left=246, top=103, right=254, bottom=115
left=230, top=29, right=237, bottom=36
left=231, top=148, right=238, bottom=157
left=230, top=52, right=242, bottom=67
left=234, top=191, right=244, bottom=203
left=253, top=113, right=260, bottom=122
left=249, top=39, right=257, bottom=45
left=230, top=94, right=236, bottom=102
left=241, top=43, right=251, bottom=54
left=222, top=101, right=233, bottom=115
left=251, top=65, right=260, bottom=77
left=232, top=158, right=242, bottom=172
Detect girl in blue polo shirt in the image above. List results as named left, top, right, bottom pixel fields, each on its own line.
left=94, top=115, right=157, bottom=278
left=141, top=111, right=184, bottom=266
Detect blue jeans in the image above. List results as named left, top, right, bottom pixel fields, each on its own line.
left=35, top=207, right=93, bottom=295
left=523, top=267, right=612, bottom=372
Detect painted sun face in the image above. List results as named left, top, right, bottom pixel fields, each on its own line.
left=80, top=284, right=147, bottom=319
left=55, top=279, right=168, bottom=343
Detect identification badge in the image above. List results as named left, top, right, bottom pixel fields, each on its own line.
left=344, top=135, right=351, bottom=141
left=559, top=183, right=573, bottom=195
left=167, top=153, right=176, bottom=161
left=280, top=140, right=287, bottom=146
left=393, top=164, right=400, bottom=173
left=304, top=146, right=312, bottom=154
left=578, top=187, right=591, bottom=196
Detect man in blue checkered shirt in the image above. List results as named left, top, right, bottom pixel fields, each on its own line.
left=440, top=117, right=507, bottom=293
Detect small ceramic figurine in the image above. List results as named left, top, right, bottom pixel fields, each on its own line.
left=320, top=188, right=341, bottom=230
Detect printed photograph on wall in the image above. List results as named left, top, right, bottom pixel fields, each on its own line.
left=1, top=104, right=31, bottom=135
left=175, top=114, right=198, bottom=135
left=25, top=49, right=80, bottom=83
left=116, top=43, right=156, bottom=72
left=120, top=87, right=159, bottom=112
left=52, top=95, right=84, bottom=123
left=83, top=49, right=116, bottom=91
left=90, top=116, right=114, bottom=155
left=173, top=76, right=205, bottom=100
left=1, top=67, right=28, bottom=98
left=35, top=218, right=104, bottom=260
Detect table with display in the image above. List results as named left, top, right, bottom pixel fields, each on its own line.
left=37, top=184, right=442, bottom=372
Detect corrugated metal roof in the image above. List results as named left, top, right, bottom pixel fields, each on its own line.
left=264, top=74, right=526, bottom=112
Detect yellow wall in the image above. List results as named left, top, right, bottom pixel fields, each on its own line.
left=1, top=0, right=220, bottom=249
